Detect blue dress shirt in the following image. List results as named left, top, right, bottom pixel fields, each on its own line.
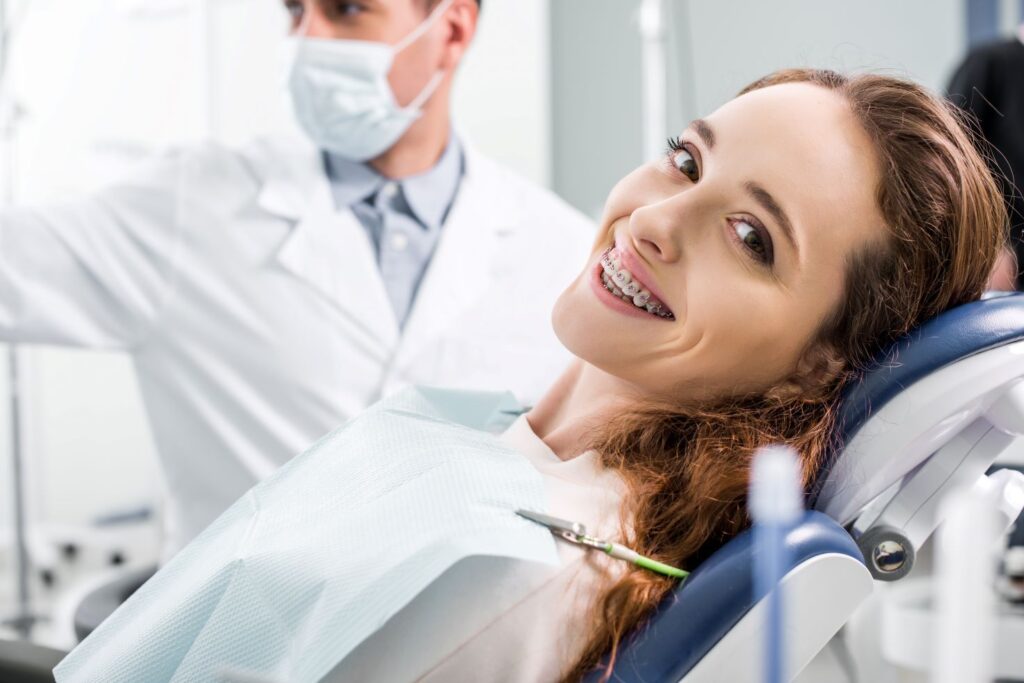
left=323, top=136, right=464, bottom=329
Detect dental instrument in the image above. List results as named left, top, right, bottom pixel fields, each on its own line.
left=515, top=509, right=689, bottom=579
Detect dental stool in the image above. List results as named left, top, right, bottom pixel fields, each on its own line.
left=589, top=293, right=1024, bottom=683
left=0, top=640, right=62, bottom=683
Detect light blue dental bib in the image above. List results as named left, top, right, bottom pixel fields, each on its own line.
left=55, top=387, right=558, bottom=683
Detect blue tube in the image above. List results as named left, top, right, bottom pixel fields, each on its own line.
left=750, top=446, right=802, bottom=683
left=754, top=516, right=790, bottom=683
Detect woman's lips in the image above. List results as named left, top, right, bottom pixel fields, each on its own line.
left=590, top=248, right=675, bottom=320
left=614, top=236, right=672, bottom=307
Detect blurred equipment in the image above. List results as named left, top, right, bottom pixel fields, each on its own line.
left=0, top=0, right=39, bottom=643
left=637, top=0, right=668, bottom=161
left=998, top=545, right=1024, bottom=603
left=932, top=490, right=1000, bottom=683
left=0, top=637, right=62, bottom=683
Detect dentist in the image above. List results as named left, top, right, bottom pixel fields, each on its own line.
left=0, top=0, right=593, bottom=554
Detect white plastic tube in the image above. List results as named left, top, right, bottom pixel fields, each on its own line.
left=931, top=488, right=999, bottom=683
left=637, top=0, right=667, bottom=162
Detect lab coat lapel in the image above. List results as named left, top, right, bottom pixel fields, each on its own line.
left=394, top=147, right=515, bottom=368
left=255, top=135, right=400, bottom=348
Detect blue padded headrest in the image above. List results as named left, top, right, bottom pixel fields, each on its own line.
left=835, top=293, right=1024, bottom=446
left=584, top=511, right=862, bottom=683
left=802, top=294, right=1024, bottom=509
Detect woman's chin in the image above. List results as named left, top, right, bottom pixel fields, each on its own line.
left=552, top=316, right=621, bottom=378
left=550, top=288, right=579, bottom=354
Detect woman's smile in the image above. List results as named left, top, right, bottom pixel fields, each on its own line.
left=590, top=247, right=676, bottom=321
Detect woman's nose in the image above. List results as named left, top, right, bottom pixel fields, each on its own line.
left=629, top=202, right=684, bottom=264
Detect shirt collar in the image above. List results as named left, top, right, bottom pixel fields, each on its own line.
left=401, top=133, right=463, bottom=230
left=322, top=133, right=464, bottom=230
left=322, top=152, right=384, bottom=209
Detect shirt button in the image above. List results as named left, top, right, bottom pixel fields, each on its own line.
left=389, top=232, right=409, bottom=251
left=381, top=181, right=399, bottom=200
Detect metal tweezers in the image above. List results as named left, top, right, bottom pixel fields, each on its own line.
left=516, top=509, right=688, bottom=579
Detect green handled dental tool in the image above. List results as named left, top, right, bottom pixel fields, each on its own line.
left=515, top=509, right=689, bottom=580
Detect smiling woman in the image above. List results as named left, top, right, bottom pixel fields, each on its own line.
left=543, top=68, right=1007, bottom=681
left=49, top=69, right=1008, bottom=683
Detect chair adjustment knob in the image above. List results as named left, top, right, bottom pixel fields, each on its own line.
left=857, top=525, right=915, bottom=581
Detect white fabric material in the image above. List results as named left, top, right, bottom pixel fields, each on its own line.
left=325, top=414, right=628, bottom=682
left=0, top=134, right=594, bottom=554
left=286, top=0, right=453, bottom=161
left=53, top=387, right=560, bottom=683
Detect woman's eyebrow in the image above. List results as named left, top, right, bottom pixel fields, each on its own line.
left=745, top=181, right=799, bottom=256
left=687, top=118, right=716, bottom=149
left=687, top=117, right=799, bottom=256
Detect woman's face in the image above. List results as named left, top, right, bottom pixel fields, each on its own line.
left=553, top=82, right=887, bottom=403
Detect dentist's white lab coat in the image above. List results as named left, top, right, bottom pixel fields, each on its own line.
left=0, top=134, right=594, bottom=553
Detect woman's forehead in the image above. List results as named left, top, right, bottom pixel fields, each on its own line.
left=707, top=83, right=876, bottom=183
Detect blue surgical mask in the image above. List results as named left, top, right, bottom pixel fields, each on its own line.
left=285, top=0, right=454, bottom=161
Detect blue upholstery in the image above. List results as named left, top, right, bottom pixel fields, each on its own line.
left=835, top=293, right=1024, bottom=446
left=804, top=293, right=1024, bottom=508
left=584, top=511, right=863, bottom=683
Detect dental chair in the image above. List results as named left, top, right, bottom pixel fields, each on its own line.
left=587, top=292, right=1024, bottom=682
left=5, top=295, right=1024, bottom=683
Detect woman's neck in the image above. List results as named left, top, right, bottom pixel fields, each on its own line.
left=526, top=359, right=637, bottom=461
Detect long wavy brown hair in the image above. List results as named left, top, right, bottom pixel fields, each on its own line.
left=562, top=69, right=1008, bottom=682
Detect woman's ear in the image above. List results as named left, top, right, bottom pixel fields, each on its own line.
left=766, top=344, right=846, bottom=401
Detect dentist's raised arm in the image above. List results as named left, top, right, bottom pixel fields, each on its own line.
left=0, top=149, right=209, bottom=350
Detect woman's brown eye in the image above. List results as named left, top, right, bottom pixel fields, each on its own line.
left=736, top=221, right=768, bottom=260
left=672, top=150, right=699, bottom=182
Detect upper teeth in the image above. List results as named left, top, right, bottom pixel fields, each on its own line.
left=600, top=251, right=673, bottom=319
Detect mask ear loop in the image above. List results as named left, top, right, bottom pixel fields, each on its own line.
left=404, top=71, right=446, bottom=112
left=392, top=0, right=456, bottom=112
left=392, top=0, right=456, bottom=54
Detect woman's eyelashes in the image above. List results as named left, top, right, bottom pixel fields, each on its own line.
left=666, top=136, right=700, bottom=182
left=666, top=136, right=775, bottom=268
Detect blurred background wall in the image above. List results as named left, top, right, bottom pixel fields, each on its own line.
left=550, top=0, right=974, bottom=218
left=1, top=0, right=1023, bottom=655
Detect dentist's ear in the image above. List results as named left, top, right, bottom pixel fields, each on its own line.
left=438, top=0, right=478, bottom=72
left=765, top=344, right=846, bottom=402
